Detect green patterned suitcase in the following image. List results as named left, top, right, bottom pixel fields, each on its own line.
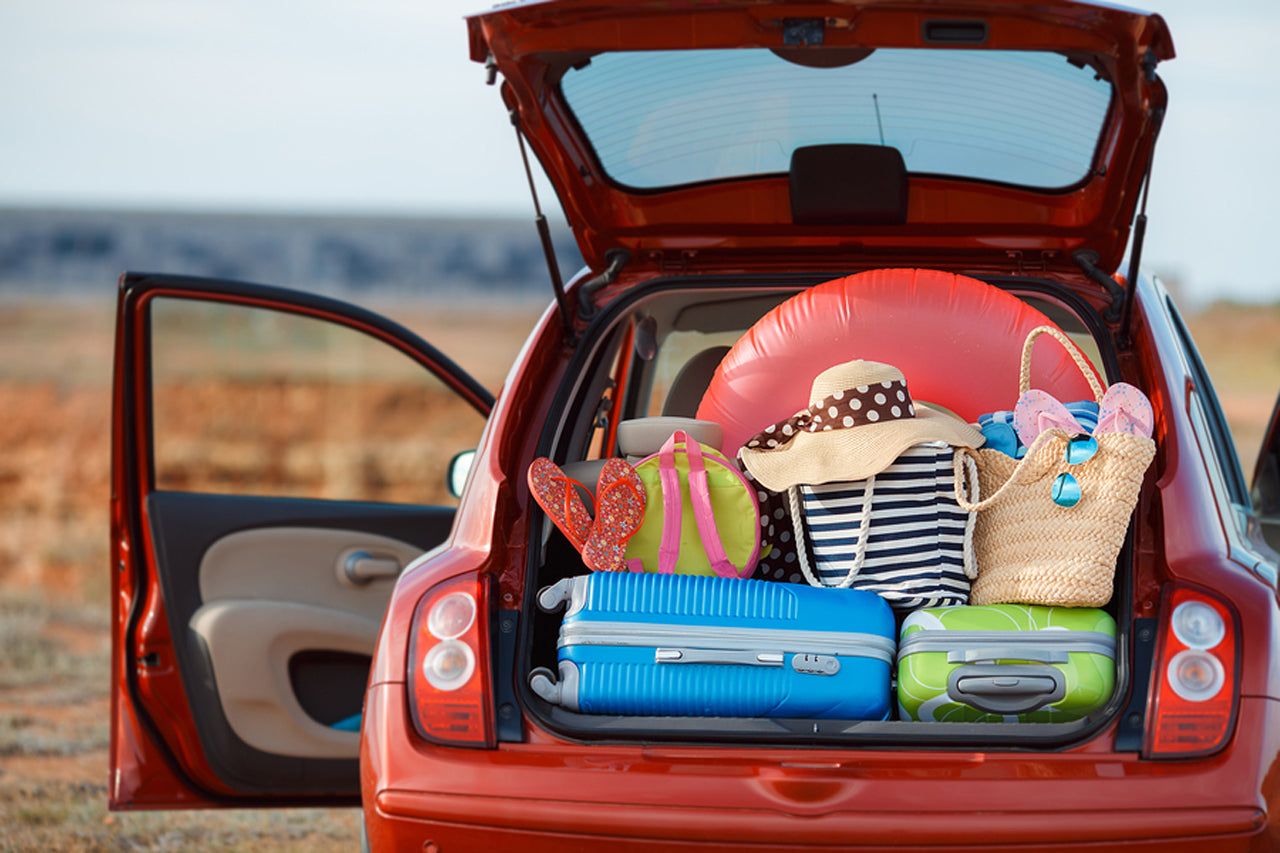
left=896, top=604, right=1116, bottom=723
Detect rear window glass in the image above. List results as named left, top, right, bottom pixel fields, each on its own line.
left=561, top=48, right=1113, bottom=190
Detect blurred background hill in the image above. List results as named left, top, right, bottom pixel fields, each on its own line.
left=0, top=206, right=582, bottom=298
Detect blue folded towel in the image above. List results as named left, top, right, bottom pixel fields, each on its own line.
left=978, top=401, right=1100, bottom=458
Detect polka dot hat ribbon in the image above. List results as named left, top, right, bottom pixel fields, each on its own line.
left=737, top=360, right=985, bottom=492
left=745, top=379, right=915, bottom=451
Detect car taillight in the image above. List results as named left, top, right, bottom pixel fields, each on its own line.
left=1144, top=586, right=1239, bottom=759
left=407, top=573, right=495, bottom=748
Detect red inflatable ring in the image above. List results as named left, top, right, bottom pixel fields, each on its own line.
left=697, top=268, right=1102, bottom=457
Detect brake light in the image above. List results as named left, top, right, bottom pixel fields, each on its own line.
left=407, top=573, right=496, bottom=748
left=1144, top=587, right=1238, bottom=758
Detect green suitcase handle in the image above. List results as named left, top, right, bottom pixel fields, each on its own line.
left=946, top=664, right=1066, bottom=715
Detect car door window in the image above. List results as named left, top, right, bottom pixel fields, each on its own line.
left=149, top=296, right=486, bottom=505
left=1166, top=296, right=1251, bottom=507
left=644, top=329, right=743, bottom=418
left=1162, top=294, right=1280, bottom=583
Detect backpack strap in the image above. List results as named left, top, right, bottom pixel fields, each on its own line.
left=656, top=430, right=738, bottom=577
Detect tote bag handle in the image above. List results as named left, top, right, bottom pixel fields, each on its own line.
left=787, top=477, right=876, bottom=589
left=954, top=325, right=1107, bottom=513
left=1019, top=325, right=1106, bottom=404
left=796, top=447, right=981, bottom=587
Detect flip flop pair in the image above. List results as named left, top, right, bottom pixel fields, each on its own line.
left=1013, top=383, right=1153, bottom=447
left=527, top=458, right=646, bottom=573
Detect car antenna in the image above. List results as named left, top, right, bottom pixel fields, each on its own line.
left=509, top=108, right=577, bottom=347
left=873, top=94, right=885, bottom=146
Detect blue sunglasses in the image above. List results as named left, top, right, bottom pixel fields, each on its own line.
left=1051, top=435, right=1099, bottom=508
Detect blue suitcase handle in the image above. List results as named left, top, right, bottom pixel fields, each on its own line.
left=655, top=648, right=784, bottom=667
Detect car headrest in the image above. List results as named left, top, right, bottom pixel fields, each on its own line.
left=662, top=345, right=732, bottom=418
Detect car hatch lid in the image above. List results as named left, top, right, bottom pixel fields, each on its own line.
left=467, top=0, right=1173, bottom=285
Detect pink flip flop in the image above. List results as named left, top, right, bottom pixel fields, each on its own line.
left=1096, top=382, right=1154, bottom=437
left=1013, top=389, right=1087, bottom=447
left=527, top=457, right=594, bottom=552
left=582, top=459, right=646, bottom=573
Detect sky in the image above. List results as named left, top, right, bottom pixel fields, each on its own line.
left=1, top=0, right=1278, bottom=306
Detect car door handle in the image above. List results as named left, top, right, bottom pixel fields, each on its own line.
left=343, top=550, right=403, bottom=584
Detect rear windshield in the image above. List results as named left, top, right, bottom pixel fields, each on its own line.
left=560, top=48, right=1113, bottom=191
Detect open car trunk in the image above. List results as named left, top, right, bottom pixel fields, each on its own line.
left=515, top=269, right=1147, bottom=750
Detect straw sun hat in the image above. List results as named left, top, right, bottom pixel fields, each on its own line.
left=738, top=360, right=985, bottom=491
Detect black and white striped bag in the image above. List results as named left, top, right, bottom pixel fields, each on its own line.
left=788, top=442, right=980, bottom=612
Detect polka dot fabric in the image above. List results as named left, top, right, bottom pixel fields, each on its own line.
left=738, top=451, right=806, bottom=585
left=744, top=380, right=915, bottom=451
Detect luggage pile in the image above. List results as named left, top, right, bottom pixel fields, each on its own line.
left=527, top=325, right=1154, bottom=725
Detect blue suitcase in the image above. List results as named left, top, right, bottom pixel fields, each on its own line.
left=529, top=572, right=895, bottom=719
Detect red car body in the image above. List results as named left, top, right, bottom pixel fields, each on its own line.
left=109, top=1, right=1280, bottom=850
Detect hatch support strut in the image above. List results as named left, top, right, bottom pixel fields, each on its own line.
left=1118, top=53, right=1166, bottom=350
left=510, top=109, right=577, bottom=347
left=1119, top=144, right=1157, bottom=350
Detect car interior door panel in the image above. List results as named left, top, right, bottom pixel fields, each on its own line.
left=190, top=599, right=376, bottom=759
left=190, top=525, right=425, bottom=759
left=142, top=491, right=454, bottom=790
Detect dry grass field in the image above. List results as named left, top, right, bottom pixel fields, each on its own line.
left=0, top=291, right=1276, bottom=851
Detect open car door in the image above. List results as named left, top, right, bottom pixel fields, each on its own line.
left=109, top=273, right=494, bottom=809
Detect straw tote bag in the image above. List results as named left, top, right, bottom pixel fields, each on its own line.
left=953, top=326, right=1156, bottom=608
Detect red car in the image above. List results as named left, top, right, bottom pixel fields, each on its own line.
left=109, top=0, right=1280, bottom=850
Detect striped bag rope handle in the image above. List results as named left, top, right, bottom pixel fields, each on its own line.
left=787, top=474, right=877, bottom=589
left=954, top=448, right=981, bottom=580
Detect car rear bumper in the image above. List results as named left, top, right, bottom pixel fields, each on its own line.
left=362, top=684, right=1277, bottom=852
left=373, top=793, right=1263, bottom=851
